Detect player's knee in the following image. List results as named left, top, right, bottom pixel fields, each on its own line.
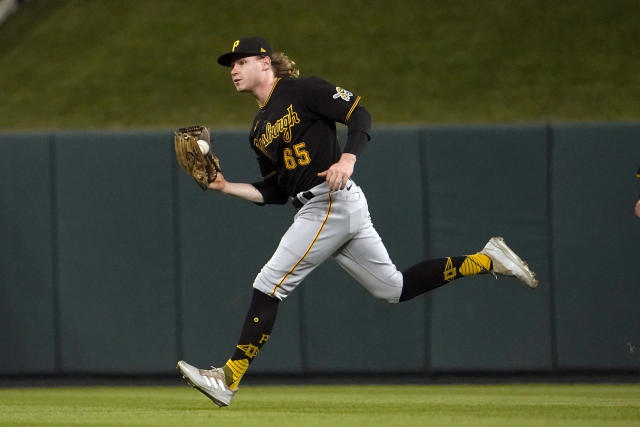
left=369, top=286, right=401, bottom=304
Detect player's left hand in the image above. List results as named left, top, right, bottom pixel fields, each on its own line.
left=318, top=153, right=356, bottom=191
left=635, top=199, right=640, bottom=218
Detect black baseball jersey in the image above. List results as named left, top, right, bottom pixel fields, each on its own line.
left=249, top=77, right=361, bottom=198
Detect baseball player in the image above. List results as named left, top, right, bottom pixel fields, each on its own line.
left=177, top=36, right=538, bottom=407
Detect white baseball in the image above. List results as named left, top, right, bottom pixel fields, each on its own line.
left=197, top=139, right=210, bottom=155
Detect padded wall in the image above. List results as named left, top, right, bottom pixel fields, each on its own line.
left=54, top=131, right=177, bottom=373
left=0, top=134, right=56, bottom=374
left=423, top=125, right=553, bottom=371
left=552, top=123, right=640, bottom=370
left=1, top=123, right=639, bottom=375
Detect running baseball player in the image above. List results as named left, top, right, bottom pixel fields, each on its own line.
left=176, top=36, right=538, bottom=407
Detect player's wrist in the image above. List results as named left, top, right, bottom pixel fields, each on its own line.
left=340, top=153, right=357, bottom=164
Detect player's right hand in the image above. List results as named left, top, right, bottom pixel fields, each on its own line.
left=318, top=153, right=356, bottom=191
left=635, top=199, right=640, bottom=218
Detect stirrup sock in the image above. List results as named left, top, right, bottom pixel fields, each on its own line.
left=223, top=288, right=279, bottom=389
left=399, top=253, right=492, bottom=301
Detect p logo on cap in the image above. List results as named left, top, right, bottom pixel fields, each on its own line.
left=217, top=36, right=273, bottom=67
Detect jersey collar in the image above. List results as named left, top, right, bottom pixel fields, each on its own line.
left=258, top=77, right=281, bottom=109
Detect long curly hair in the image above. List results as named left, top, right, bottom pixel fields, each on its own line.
left=270, top=52, right=300, bottom=78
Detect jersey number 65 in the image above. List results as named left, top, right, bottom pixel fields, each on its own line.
left=283, top=142, right=311, bottom=170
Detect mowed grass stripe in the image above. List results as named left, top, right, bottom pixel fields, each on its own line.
left=0, top=384, right=638, bottom=426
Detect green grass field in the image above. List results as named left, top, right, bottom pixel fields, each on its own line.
left=1, top=384, right=639, bottom=426
left=1, top=0, right=639, bottom=129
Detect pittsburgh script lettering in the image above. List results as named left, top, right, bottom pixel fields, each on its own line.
left=253, top=105, right=300, bottom=154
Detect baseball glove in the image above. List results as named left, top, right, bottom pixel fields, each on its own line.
left=174, top=125, right=222, bottom=190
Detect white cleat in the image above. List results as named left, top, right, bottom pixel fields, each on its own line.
left=177, top=360, right=235, bottom=407
left=480, top=236, right=539, bottom=288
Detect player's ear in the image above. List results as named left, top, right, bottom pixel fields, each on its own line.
left=262, top=55, right=272, bottom=70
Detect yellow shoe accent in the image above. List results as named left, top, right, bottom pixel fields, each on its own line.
left=225, top=358, right=249, bottom=390
left=459, top=253, right=491, bottom=276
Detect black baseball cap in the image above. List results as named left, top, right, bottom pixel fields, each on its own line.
left=217, top=36, right=273, bottom=67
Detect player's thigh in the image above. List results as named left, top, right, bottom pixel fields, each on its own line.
left=254, top=201, right=349, bottom=299
left=333, top=222, right=403, bottom=303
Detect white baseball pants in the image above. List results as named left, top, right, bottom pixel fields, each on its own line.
left=252, top=180, right=403, bottom=303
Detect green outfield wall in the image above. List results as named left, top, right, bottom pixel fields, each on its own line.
left=1, top=124, right=639, bottom=376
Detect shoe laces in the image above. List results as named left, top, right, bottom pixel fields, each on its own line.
left=199, top=367, right=222, bottom=377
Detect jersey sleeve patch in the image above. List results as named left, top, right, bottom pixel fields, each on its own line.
left=332, top=87, right=354, bottom=101
left=301, top=77, right=360, bottom=125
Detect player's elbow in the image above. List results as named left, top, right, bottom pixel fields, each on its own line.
left=252, top=178, right=289, bottom=205
left=346, top=106, right=371, bottom=136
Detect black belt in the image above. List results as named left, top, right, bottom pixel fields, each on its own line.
left=291, top=190, right=315, bottom=210
left=291, top=182, right=353, bottom=210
